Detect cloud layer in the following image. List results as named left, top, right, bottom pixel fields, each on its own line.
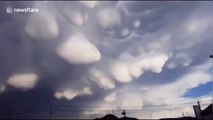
left=0, top=1, right=213, bottom=119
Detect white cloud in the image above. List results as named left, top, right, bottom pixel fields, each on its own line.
left=6, top=73, right=38, bottom=90
left=185, top=17, right=211, bottom=36
left=90, top=61, right=212, bottom=119
left=121, top=94, right=143, bottom=110
left=54, top=89, right=78, bottom=100
left=110, top=62, right=132, bottom=83
left=110, top=53, right=168, bottom=83
left=25, top=9, right=58, bottom=40
left=54, top=91, right=64, bottom=99
left=96, top=7, right=121, bottom=28
left=80, top=87, right=93, bottom=95
left=146, top=34, right=171, bottom=51
left=83, top=103, right=114, bottom=117
left=133, top=20, right=141, bottom=28
left=54, top=87, right=92, bottom=100
left=63, top=7, right=85, bottom=26
left=175, top=53, right=192, bottom=67
left=56, top=33, right=101, bottom=64
left=78, top=1, right=97, bottom=9
left=88, top=68, right=115, bottom=90
left=141, top=61, right=212, bottom=106
left=167, top=62, right=177, bottom=69
left=104, top=92, right=116, bottom=103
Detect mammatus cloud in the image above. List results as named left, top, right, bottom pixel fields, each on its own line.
left=96, top=7, right=121, bottom=28
left=110, top=53, right=169, bottom=83
left=133, top=20, right=141, bottom=28
left=78, top=1, right=97, bottom=9
left=84, top=61, right=212, bottom=118
left=121, top=28, right=130, bottom=37
left=1, top=1, right=213, bottom=119
left=56, top=33, right=101, bottom=64
left=88, top=68, right=115, bottom=90
left=184, top=16, right=212, bottom=36
left=6, top=73, right=38, bottom=90
left=63, top=7, right=86, bottom=26
left=54, top=87, right=92, bottom=100
left=25, top=9, right=58, bottom=40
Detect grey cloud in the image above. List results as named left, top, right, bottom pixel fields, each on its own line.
left=0, top=1, right=213, bottom=119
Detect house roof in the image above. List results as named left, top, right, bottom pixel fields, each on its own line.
left=201, top=104, right=212, bottom=116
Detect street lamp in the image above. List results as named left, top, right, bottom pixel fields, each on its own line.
left=210, top=54, right=213, bottom=114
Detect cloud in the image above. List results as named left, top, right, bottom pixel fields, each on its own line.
left=88, top=68, right=115, bottom=90
left=85, top=61, right=212, bottom=118
left=121, top=94, right=143, bottom=110
left=25, top=9, right=58, bottom=40
left=54, top=87, right=92, bottom=100
left=175, top=53, right=192, bottom=67
left=139, top=61, right=212, bottom=106
left=54, top=89, right=78, bottom=100
left=104, top=92, right=116, bottom=103
left=78, top=1, right=97, bottom=9
left=1, top=1, right=213, bottom=119
left=133, top=20, right=141, bottom=28
left=63, top=7, right=85, bottom=26
left=121, top=28, right=130, bottom=37
left=56, top=33, right=101, bottom=64
left=184, top=16, right=212, bottom=36
left=6, top=73, right=38, bottom=90
left=96, top=7, right=121, bottom=28
left=110, top=62, right=132, bottom=83
left=110, top=53, right=169, bottom=83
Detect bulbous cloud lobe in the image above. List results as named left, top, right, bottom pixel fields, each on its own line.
left=56, top=33, right=101, bottom=64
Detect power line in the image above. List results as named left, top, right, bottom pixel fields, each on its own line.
left=0, top=99, right=211, bottom=111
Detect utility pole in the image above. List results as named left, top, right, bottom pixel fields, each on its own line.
left=49, top=106, right=52, bottom=120
left=150, top=113, right=152, bottom=120
left=210, top=54, right=213, bottom=114
left=0, top=79, right=1, bottom=101
left=197, top=101, right=201, bottom=111
left=8, top=109, right=12, bottom=119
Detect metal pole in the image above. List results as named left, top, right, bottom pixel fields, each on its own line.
left=210, top=55, right=213, bottom=114
left=150, top=113, right=152, bottom=120
left=49, top=106, right=52, bottom=120
left=0, top=79, right=1, bottom=101
left=0, top=83, right=1, bottom=100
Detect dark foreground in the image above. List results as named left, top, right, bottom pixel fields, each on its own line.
left=94, top=114, right=198, bottom=120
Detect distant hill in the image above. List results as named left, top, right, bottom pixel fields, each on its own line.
left=95, top=114, right=197, bottom=120
left=94, top=114, right=138, bottom=120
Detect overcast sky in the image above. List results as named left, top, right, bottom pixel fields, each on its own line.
left=0, top=1, right=213, bottom=119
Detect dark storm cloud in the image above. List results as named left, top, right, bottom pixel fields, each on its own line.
left=0, top=1, right=213, bottom=119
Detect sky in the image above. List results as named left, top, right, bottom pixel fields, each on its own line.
left=0, top=1, right=213, bottom=119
